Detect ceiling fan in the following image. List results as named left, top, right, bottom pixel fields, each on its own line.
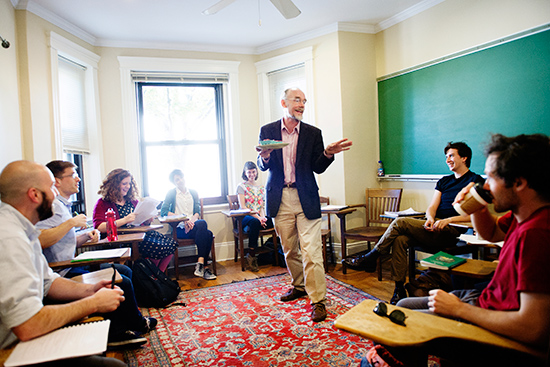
left=202, top=0, right=301, bottom=19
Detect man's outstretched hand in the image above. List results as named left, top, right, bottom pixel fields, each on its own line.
left=325, top=138, right=353, bottom=156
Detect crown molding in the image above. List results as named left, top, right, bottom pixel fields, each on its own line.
left=95, top=38, right=255, bottom=55
left=376, top=0, right=445, bottom=32
left=15, top=0, right=443, bottom=55
left=16, top=0, right=96, bottom=45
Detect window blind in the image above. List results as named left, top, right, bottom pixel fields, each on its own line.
left=131, top=71, right=229, bottom=84
left=267, top=63, right=306, bottom=121
left=58, top=56, right=89, bottom=153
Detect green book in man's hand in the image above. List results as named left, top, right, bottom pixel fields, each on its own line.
left=420, top=251, right=467, bottom=270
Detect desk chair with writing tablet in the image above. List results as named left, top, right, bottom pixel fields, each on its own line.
left=226, top=195, right=279, bottom=271
left=162, top=198, right=217, bottom=279
left=341, top=188, right=402, bottom=275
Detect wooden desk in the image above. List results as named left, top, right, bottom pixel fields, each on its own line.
left=158, top=216, right=188, bottom=242
left=70, top=268, right=122, bottom=284
left=335, top=299, right=546, bottom=360
left=321, top=207, right=356, bottom=273
left=49, top=248, right=132, bottom=271
left=80, top=233, right=145, bottom=261
left=448, top=258, right=498, bottom=279
left=221, top=210, right=256, bottom=271
left=118, top=224, right=163, bottom=233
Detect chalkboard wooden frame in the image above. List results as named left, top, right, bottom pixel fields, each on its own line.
left=378, top=25, right=550, bottom=177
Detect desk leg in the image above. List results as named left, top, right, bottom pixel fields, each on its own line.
left=237, top=218, right=246, bottom=271
left=171, top=224, right=180, bottom=280
left=337, top=213, right=348, bottom=274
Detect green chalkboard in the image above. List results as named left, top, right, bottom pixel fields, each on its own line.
left=378, top=28, right=550, bottom=175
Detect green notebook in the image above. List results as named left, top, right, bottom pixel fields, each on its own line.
left=420, top=251, right=467, bottom=270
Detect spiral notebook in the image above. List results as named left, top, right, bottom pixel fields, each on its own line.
left=4, top=320, right=110, bottom=366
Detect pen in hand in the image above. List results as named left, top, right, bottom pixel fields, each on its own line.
left=111, top=264, right=116, bottom=289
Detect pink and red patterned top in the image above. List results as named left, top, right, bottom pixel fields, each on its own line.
left=237, top=182, right=266, bottom=213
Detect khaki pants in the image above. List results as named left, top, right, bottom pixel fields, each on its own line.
left=274, top=188, right=326, bottom=304
left=375, top=217, right=463, bottom=283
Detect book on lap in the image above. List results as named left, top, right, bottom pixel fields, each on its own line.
left=4, top=320, right=110, bottom=366
left=420, top=251, right=467, bottom=270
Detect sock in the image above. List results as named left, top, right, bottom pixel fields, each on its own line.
left=158, top=254, right=173, bottom=272
left=150, top=258, right=160, bottom=267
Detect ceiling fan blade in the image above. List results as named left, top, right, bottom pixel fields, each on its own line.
left=202, top=0, right=237, bottom=15
left=269, top=0, right=301, bottom=19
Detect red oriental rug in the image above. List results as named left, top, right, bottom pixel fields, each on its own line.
left=124, top=274, right=435, bottom=366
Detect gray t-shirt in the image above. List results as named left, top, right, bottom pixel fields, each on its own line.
left=35, top=196, right=76, bottom=263
left=0, top=203, right=59, bottom=349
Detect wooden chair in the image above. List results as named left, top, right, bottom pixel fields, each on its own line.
left=171, top=197, right=217, bottom=280
left=341, top=188, right=402, bottom=275
left=226, top=195, right=279, bottom=271
left=320, top=196, right=334, bottom=272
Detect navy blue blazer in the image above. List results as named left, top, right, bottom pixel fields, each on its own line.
left=257, top=119, right=334, bottom=220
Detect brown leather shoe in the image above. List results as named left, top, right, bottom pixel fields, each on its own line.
left=311, top=302, right=327, bottom=322
left=280, top=288, right=307, bottom=302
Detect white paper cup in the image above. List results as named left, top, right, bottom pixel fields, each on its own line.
left=453, top=184, right=492, bottom=216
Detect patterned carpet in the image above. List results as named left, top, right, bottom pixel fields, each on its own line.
left=123, top=273, right=381, bottom=366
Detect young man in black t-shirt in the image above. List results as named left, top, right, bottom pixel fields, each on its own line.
left=344, top=142, right=484, bottom=304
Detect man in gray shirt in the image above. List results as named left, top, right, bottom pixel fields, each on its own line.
left=0, top=160, right=126, bottom=366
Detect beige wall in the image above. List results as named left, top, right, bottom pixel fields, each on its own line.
left=3, top=0, right=549, bottom=257
left=0, top=0, right=22, bottom=168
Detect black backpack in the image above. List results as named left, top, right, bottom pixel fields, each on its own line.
left=132, top=258, right=181, bottom=308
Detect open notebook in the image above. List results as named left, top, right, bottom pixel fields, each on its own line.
left=5, top=320, right=110, bottom=366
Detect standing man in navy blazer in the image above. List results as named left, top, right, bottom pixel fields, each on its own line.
left=257, top=88, right=352, bottom=322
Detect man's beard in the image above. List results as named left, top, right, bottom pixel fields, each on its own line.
left=37, top=191, right=54, bottom=221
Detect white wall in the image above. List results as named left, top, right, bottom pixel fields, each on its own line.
left=0, top=0, right=22, bottom=169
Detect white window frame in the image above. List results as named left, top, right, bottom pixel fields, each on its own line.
left=118, top=57, right=241, bottom=192
left=255, top=47, right=315, bottom=127
left=49, top=31, right=104, bottom=215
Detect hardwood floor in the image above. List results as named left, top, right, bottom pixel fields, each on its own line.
left=172, top=257, right=396, bottom=303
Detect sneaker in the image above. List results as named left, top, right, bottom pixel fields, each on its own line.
left=140, top=317, right=157, bottom=334
left=311, top=302, right=327, bottom=322
left=107, top=330, right=147, bottom=350
left=390, top=284, right=408, bottom=305
left=203, top=267, right=217, bottom=280
left=246, top=253, right=259, bottom=272
left=194, top=263, right=204, bottom=277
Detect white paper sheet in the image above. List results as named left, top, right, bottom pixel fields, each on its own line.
left=72, top=248, right=129, bottom=262
left=5, top=320, right=110, bottom=366
left=131, top=197, right=160, bottom=226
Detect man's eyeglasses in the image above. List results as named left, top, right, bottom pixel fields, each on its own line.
left=287, top=97, right=307, bottom=105
left=58, top=173, right=79, bottom=179
left=373, top=302, right=407, bottom=326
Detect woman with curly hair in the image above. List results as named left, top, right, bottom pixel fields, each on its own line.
left=93, top=169, right=177, bottom=272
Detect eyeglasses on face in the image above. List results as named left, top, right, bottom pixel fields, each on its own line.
left=287, top=97, right=307, bottom=105
left=58, top=172, right=79, bottom=179
left=373, top=302, right=407, bottom=326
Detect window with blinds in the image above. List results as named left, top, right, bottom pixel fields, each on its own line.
left=58, top=56, right=89, bottom=153
left=136, top=81, right=228, bottom=202
left=267, top=63, right=306, bottom=121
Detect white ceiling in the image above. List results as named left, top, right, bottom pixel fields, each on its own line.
left=14, top=0, right=444, bottom=54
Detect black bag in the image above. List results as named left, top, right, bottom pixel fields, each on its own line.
left=132, top=258, right=181, bottom=308
left=405, top=269, right=453, bottom=297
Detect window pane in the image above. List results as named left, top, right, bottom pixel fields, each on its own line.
left=141, top=85, right=218, bottom=142
left=143, top=144, right=222, bottom=201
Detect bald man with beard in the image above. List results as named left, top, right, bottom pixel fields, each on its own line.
left=0, top=161, right=127, bottom=367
